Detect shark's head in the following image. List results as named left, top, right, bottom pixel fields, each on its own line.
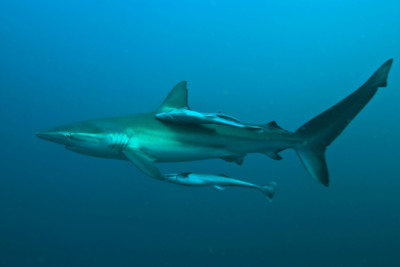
left=36, top=120, right=127, bottom=158
left=36, top=121, right=100, bottom=145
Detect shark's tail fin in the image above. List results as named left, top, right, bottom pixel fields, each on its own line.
left=260, top=182, right=277, bottom=201
left=294, top=59, right=393, bottom=186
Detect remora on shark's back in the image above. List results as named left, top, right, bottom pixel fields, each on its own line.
left=36, top=59, right=393, bottom=187
left=155, top=109, right=263, bottom=131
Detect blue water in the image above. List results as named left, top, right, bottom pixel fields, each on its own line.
left=1, top=1, right=399, bottom=266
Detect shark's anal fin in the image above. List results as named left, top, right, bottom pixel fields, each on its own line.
left=122, top=150, right=164, bottom=180
left=265, top=152, right=282, bottom=160
left=220, top=155, right=245, bottom=165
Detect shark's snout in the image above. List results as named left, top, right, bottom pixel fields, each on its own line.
left=35, top=131, right=69, bottom=145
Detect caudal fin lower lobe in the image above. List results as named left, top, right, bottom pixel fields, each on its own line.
left=295, top=59, right=393, bottom=186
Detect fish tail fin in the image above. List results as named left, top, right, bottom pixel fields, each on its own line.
left=294, top=59, right=393, bottom=186
left=260, top=182, right=277, bottom=201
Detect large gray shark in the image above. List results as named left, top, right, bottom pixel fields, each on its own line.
left=36, top=59, right=393, bottom=186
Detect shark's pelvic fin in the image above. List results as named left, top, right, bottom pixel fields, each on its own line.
left=295, top=59, right=393, bottom=186
left=122, top=150, right=164, bottom=180
left=220, top=155, right=246, bottom=165
left=156, top=81, right=189, bottom=112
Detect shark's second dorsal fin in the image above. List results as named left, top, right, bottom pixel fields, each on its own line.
left=265, top=121, right=282, bottom=130
left=156, top=81, right=189, bottom=112
left=263, top=121, right=289, bottom=133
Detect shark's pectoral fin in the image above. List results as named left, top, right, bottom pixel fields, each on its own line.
left=122, top=150, right=164, bottom=180
left=220, top=155, right=246, bottom=165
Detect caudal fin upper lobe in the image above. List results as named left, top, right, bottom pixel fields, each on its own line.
left=295, top=59, right=393, bottom=186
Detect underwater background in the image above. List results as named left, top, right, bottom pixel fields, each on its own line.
left=1, top=0, right=399, bottom=266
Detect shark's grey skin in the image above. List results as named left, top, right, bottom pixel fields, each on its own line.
left=36, top=59, right=393, bottom=186
left=164, top=172, right=277, bottom=201
left=156, top=109, right=263, bottom=131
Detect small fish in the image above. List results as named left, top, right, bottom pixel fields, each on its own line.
left=164, top=172, right=277, bottom=201
left=155, top=109, right=263, bottom=131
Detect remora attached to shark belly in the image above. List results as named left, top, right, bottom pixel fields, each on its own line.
left=163, top=172, right=278, bottom=201
left=36, top=59, right=393, bottom=187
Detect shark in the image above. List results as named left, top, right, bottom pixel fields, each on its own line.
left=36, top=59, right=393, bottom=186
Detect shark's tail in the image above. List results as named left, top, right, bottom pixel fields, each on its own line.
left=294, top=59, right=393, bottom=186
left=260, top=182, right=277, bottom=201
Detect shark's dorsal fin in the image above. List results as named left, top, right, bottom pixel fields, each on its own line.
left=156, top=81, right=189, bottom=112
